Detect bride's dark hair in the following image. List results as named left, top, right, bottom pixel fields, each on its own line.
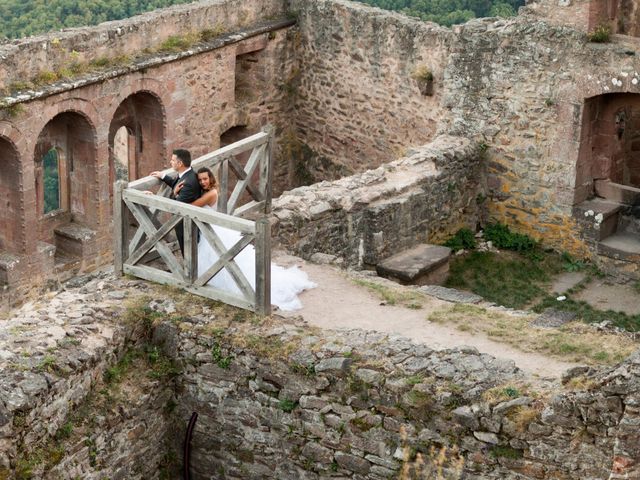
left=196, top=167, right=218, bottom=190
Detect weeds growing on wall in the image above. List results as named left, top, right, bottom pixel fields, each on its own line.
left=588, top=24, right=611, bottom=42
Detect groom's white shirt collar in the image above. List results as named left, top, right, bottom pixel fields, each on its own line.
left=177, top=167, right=192, bottom=179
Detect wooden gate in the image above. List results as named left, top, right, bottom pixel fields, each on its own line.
left=114, top=126, right=274, bottom=314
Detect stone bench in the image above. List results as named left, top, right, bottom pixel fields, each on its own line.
left=375, top=244, right=452, bottom=286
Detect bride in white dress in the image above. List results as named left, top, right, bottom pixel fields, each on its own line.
left=179, top=167, right=316, bottom=311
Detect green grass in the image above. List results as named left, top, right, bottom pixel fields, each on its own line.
left=533, top=296, right=640, bottom=332
left=445, top=250, right=563, bottom=309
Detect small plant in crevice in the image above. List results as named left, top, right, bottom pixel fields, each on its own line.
left=412, top=64, right=434, bottom=95
left=489, top=445, right=523, bottom=459
left=398, top=426, right=465, bottom=480
left=211, top=340, right=233, bottom=369
left=278, top=398, right=297, bottom=413
left=588, top=23, right=611, bottom=43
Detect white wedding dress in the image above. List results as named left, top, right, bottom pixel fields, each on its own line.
left=197, top=205, right=316, bottom=311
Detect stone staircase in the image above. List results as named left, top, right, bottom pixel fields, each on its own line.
left=578, top=181, right=640, bottom=264
left=599, top=208, right=640, bottom=261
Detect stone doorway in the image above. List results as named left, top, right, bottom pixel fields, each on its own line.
left=108, top=91, right=165, bottom=200
left=0, top=136, right=22, bottom=255
left=574, top=93, right=640, bottom=264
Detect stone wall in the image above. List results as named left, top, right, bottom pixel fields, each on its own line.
left=287, top=0, right=453, bottom=180
left=0, top=11, right=297, bottom=296
left=3, top=274, right=640, bottom=479
left=0, top=0, right=287, bottom=91
left=167, top=315, right=640, bottom=480
left=272, top=135, right=483, bottom=267
left=440, top=14, right=640, bottom=256
left=0, top=273, right=176, bottom=479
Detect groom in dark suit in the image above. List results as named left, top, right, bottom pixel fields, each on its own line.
left=150, top=149, right=202, bottom=253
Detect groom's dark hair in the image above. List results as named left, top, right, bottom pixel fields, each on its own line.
left=173, top=148, right=192, bottom=167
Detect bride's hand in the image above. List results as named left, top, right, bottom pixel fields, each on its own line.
left=174, top=181, right=185, bottom=195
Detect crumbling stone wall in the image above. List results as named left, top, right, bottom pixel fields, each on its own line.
left=168, top=318, right=640, bottom=480
left=3, top=276, right=640, bottom=479
left=0, top=0, right=287, bottom=91
left=271, top=135, right=482, bottom=267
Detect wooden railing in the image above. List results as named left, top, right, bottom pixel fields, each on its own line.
left=113, top=126, right=274, bottom=314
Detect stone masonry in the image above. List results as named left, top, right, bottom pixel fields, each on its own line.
left=272, top=135, right=482, bottom=267
left=1, top=272, right=639, bottom=479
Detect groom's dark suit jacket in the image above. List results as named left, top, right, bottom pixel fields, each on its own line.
left=161, top=168, right=202, bottom=253
left=162, top=168, right=202, bottom=203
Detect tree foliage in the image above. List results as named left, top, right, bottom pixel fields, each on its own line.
left=0, top=0, right=194, bottom=39
left=356, top=0, right=524, bottom=26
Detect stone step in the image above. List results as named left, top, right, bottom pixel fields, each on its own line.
left=618, top=211, right=640, bottom=235
left=375, top=244, right=451, bottom=286
left=598, top=232, right=640, bottom=262
left=574, top=198, right=622, bottom=241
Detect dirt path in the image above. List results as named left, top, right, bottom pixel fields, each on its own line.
left=274, top=253, right=578, bottom=380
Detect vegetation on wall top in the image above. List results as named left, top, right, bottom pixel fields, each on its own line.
left=355, top=0, right=525, bottom=26
left=0, top=0, right=194, bottom=39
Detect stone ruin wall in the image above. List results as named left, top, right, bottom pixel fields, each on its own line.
left=442, top=10, right=640, bottom=256
left=0, top=0, right=299, bottom=298
left=8, top=0, right=640, bottom=296
left=0, top=0, right=286, bottom=91
left=285, top=0, right=454, bottom=183
left=4, top=276, right=639, bottom=479
left=272, top=135, right=482, bottom=267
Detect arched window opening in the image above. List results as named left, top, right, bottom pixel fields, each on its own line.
left=42, top=148, right=61, bottom=214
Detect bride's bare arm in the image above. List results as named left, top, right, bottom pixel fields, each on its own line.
left=191, top=189, right=218, bottom=207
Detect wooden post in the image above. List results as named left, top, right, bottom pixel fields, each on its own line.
left=255, top=216, right=271, bottom=316
left=113, top=180, right=127, bottom=276
left=261, top=125, right=275, bottom=214
left=218, top=156, right=229, bottom=214
left=183, top=217, right=198, bottom=284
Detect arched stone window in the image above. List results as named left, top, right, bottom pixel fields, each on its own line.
left=42, top=148, right=62, bottom=214
left=35, top=144, right=67, bottom=217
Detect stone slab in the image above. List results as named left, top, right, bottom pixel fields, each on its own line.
left=376, top=244, right=451, bottom=285
left=419, top=285, right=483, bottom=304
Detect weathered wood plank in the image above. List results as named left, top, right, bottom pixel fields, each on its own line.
left=255, top=216, right=272, bottom=315
left=123, top=189, right=255, bottom=233
left=234, top=200, right=266, bottom=218
left=193, top=131, right=269, bottom=166
left=124, top=263, right=254, bottom=310
left=125, top=200, right=185, bottom=279
left=126, top=215, right=182, bottom=266
left=228, top=144, right=264, bottom=214
left=113, top=180, right=127, bottom=276
left=184, top=217, right=198, bottom=284
left=262, top=124, right=275, bottom=213
left=218, top=159, right=229, bottom=214
left=195, top=230, right=254, bottom=287
left=195, top=219, right=254, bottom=300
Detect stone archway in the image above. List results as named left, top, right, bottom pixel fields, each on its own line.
left=34, top=111, right=97, bottom=242
left=575, top=93, right=640, bottom=203
left=108, top=91, right=165, bottom=194
left=0, top=136, right=22, bottom=254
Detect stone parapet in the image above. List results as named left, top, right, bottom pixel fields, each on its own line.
left=0, top=0, right=288, bottom=90
left=272, top=135, right=483, bottom=267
